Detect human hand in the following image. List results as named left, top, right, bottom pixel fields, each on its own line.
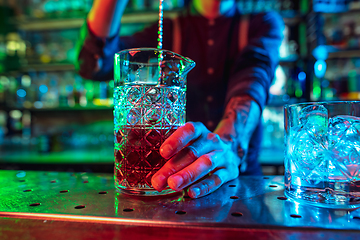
left=151, top=122, right=241, bottom=198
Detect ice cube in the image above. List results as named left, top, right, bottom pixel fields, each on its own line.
left=288, top=105, right=330, bottom=181
left=328, top=115, right=360, bottom=181
left=299, top=104, right=329, bottom=141
left=329, top=115, right=360, bottom=146
left=160, top=61, right=182, bottom=86
left=135, top=66, right=158, bottom=85
left=289, top=125, right=328, bottom=179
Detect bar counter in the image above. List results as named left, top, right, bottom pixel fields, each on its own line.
left=1, top=170, right=360, bottom=239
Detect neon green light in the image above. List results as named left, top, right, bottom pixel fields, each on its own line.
left=295, top=89, right=303, bottom=98
left=313, top=86, right=321, bottom=97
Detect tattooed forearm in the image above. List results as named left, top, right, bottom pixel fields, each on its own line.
left=214, top=95, right=260, bottom=166
left=223, top=96, right=252, bottom=124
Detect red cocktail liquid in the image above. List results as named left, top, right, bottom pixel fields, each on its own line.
left=114, top=126, right=177, bottom=189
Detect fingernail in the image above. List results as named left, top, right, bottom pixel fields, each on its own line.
left=189, top=187, right=201, bottom=198
left=160, top=144, right=173, bottom=159
left=168, top=175, right=183, bottom=190
left=152, top=174, right=166, bottom=191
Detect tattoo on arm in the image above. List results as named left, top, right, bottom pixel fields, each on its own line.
left=220, top=96, right=260, bottom=165
left=223, top=96, right=252, bottom=126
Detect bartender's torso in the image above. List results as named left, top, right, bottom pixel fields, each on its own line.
left=94, top=4, right=275, bottom=175
left=122, top=5, right=242, bottom=131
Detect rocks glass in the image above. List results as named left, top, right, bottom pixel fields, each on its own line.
left=284, top=101, right=360, bottom=208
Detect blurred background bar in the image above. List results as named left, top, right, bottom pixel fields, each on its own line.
left=0, top=0, right=360, bottom=174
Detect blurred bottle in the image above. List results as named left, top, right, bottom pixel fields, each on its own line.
left=99, top=81, right=107, bottom=99
left=66, top=84, right=75, bottom=107
left=0, top=75, right=9, bottom=106
left=38, top=134, right=50, bottom=153
left=108, top=80, right=114, bottom=99
left=0, top=110, right=7, bottom=146
left=39, top=43, right=51, bottom=64
left=5, top=33, right=25, bottom=71
left=348, top=70, right=358, bottom=93
left=64, top=39, right=75, bottom=63
left=74, top=74, right=85, bottom=106
left=8, top=110, right=23, bottom=136
left=285, top=66, right=305, bottom=99
left=7, top=76, right=18, bottom=107
left=84, top=80, right=94, bottom=106
left=63, top=71, right=75, bottom=107
left=17, top=74, right=32, bottom=108
left=22, top=110, right=31, bottom=139
left=59, top=85, right=68, bottom=107
left=44, top=75, right=59, bottom=108
left=34, top=71, right=46, bottom=108
left=0, top=1, right=20, bottom=73
left=344, top=22, right=359, bottom=49
left=0, top=35, right=6, bottom=73
left=27, top=83, right=38, bottom=108
left=50, top=42, right=65, bottom=63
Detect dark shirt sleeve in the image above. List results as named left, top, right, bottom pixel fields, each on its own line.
left=75, top=19, right=173, bottom=81
left=225, top=12, right=284, bottom=111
